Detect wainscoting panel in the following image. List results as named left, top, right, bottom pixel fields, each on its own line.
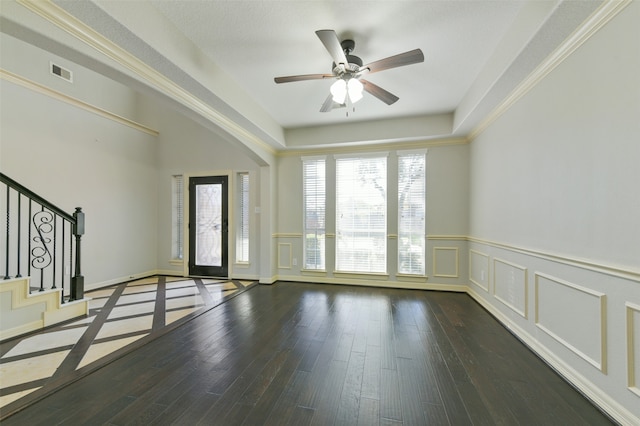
left=469, top=249, right=490, bottom=292
left=277, top=243, right=292, bottom=269
left=433, top=247, right=459, bottom=278
left=468, top=238, right=640, bottom=424
left=534, top=272, right=606, bottom=372
left=627, top=302, right=640, bottom=397
left=493, top=258, right=527, bottom=318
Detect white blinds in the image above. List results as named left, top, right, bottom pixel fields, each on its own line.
left=398, top=153, right=426, bottom=275
left=236, top=172, right=250, bottom=263
left=172, top=175, right=184, bottom=260
left=336, top=155, right=387, bottom=273
left=303, top=158, right=326, bottom=270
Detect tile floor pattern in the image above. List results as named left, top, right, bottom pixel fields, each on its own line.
left=0, top=276, right=256, bottom=416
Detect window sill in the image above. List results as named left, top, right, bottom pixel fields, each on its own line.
left=396, top=274, right=429, bottom=283
left=301, top=269, right=327, bottom=276
left=169, top=259, right=184, bottom=266
left=334, top=271, right=389, bottom=281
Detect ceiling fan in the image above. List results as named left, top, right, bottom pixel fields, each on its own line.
left=274, top=30, right=425, bottom=113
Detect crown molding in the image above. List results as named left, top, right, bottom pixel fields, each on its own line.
left=16, top=0, right=277, bottom=157
left=278, top=137, right=468, bottom=157
left=469, top=0, right=632, bottom=142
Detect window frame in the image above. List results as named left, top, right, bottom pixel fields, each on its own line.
left=334, top=152, right=388, bottom=274
left=397, top=149, right=427, bottom=276
left=302, top=156, right=327, bottom=271
left=171, top=174, right=184, bottom=261
left=235, top=172, right=250, bottom=264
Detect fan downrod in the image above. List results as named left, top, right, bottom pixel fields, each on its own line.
left=341, top=39, right=355, bottom=54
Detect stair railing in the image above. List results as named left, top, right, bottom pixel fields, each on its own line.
left=1, top=172, right=84, bottom=301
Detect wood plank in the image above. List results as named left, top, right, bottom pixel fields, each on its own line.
left=334, top=350, right=365, bottom=425
left=1, top=283, right=615, bottom=426
left=379, top=368, right=402, bottom=422
left=357, top=397, right=380, bottom=426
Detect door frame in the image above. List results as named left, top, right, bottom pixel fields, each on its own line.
left=181, top=171, right=233, bottom=278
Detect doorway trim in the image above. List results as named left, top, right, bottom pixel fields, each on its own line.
left=181, top=170, right=233, bottom=279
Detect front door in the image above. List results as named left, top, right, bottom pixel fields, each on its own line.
left=189, top=176, right=228, bottom=277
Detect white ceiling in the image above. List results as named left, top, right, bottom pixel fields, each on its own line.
left=148, top=0, right=524, bottom=129
left=4, top=0, right=606, bottom=151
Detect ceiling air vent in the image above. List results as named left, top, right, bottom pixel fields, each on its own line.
left=50, top=62, right=72, bottom=82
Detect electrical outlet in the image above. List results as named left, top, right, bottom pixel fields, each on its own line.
left=293, top=258, right=297, bottom=266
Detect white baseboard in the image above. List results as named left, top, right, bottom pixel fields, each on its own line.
left=274, top=273, right=467, bottom=292
left=85, top=270, right=158, bottom=291
left=467, top=287, right=639, bottom=426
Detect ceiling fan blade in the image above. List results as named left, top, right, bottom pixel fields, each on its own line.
left=361, top=79, right=399, bottom=105
left=320, top=94, right=346, bottom=112
left=320, top=94, right=335, bottom=112
left=362, top=49, right=424, bottom=74
left=274, top=74, right=333, bottom=83
left=315, top=30, right=348, bottom=66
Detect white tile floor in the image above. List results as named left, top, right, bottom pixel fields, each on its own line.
left=0, top=276, right=255, bottom=414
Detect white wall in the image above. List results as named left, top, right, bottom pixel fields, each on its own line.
left=468, top=2, right=640, bottom=423
left=0, top=35, right=159, bottom=287
left=275, top=142, right=469, bottom=289
left=0, top=32, right=266, bottom=287
left=140, top=98, right=263, bottom=280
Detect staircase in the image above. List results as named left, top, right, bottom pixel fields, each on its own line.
left=1, top=172, right=88, bottom=341
left=0, top=277, right=89, bottom=341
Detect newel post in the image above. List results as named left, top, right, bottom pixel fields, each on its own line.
left=70, top=207, right=85, bottom=300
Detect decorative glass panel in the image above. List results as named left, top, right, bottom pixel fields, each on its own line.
left=195, top=183, right=222, bottom=267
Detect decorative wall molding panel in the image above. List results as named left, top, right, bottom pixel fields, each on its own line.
left=534, top=272, right=607, bottom=373
left=627, top=302, right=640, bottom=397
left=433, top=247, right=459, bottom=278
left=1, top=69, right=159, bottom=136
left=277, top=243, right=292, bottom=269
left=468, top=285, right=638, bottom=426
left=493, top=258, right=528, bottom=318
left=272, top=233, right=303, bottom=238
left=467, top=236, right=640, bottom=283
left=469, top=249, right=490, bottom=292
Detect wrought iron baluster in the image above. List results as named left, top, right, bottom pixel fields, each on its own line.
left=16, top=194, right=22, bottom=278
left=32, top=206, right=53, bottom=292
left=62, top=220, right=66, bottom=303
left=3, top=185, right=9, bottom=280
left=52, top=213, right=57, bottom=289
left=1, top=173, right=83, bottom=296
left=28, top=199, right=32, bottom=286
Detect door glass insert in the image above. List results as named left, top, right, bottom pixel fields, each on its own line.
left=195, top=183, right=223, bottom=267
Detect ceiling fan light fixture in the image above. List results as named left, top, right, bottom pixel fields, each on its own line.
left=330, top=79, right=347, bottom=103
left=348, top=78, right=364, bottom=103
left=276, top=30, right=424, bottom=113
left=330, top=77, right=363, bottom=104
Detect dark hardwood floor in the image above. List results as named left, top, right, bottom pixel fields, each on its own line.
left=3, top=282, right=613, bottom=425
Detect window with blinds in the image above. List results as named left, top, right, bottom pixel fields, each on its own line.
left=398, top=151, right=426, bottom=275
left=302, top=157, right=326, bottom=270
left=171, top=174, right=184, bottom=260
left=236, top=172, right=250, bottom=263
left=336, top=154, right=387, bottom=273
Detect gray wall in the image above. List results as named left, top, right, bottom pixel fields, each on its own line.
left=274, top=143, right=469, bottom=289
left=1, top=33, right=159, bottom=287
left=467, top=2, right=640, bottom=421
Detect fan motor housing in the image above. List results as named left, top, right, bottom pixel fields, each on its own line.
left=332, top=39, right=363, bottom=74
